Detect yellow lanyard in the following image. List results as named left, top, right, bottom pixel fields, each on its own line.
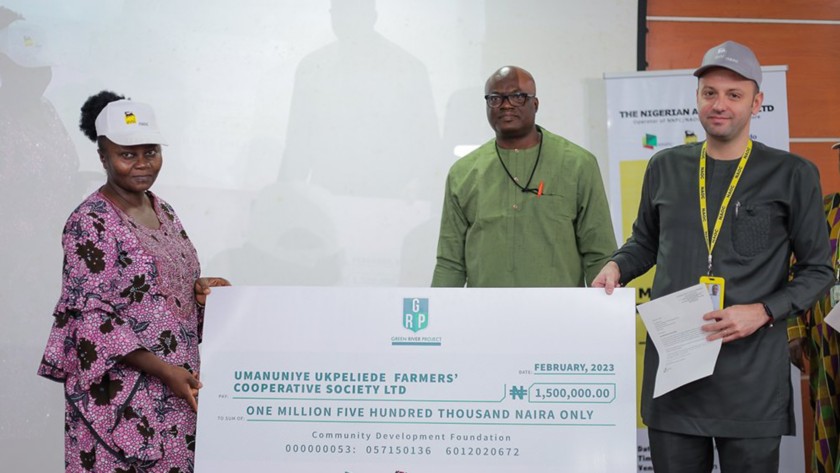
left=699, top=140, right=752, bottom=275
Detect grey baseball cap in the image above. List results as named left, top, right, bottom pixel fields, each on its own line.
left=694, top=40, right=762, bottom=88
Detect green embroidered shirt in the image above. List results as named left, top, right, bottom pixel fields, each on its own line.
left=432, top=127, right=616, bottom=287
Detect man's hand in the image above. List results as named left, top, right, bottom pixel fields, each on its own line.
left=194, top=277, right=231, bottom=306
left=702, top=303, right=772, bottom=343
left=592, top=261, right=622, bottom=295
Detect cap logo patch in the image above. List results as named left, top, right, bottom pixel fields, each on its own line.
left=124, top=111, right=137, bottom=125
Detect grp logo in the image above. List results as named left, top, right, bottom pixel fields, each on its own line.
left=402, top=298, right=428, bottom=333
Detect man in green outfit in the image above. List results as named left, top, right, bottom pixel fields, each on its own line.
left=432, top=65, right=616, bottom=287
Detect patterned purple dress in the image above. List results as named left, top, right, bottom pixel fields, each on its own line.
left=38, top=190, right=202, bottom=472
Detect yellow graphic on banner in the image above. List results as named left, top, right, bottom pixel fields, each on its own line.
left=619, top=159, right=655, bottom=429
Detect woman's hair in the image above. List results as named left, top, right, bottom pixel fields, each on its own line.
left=79, top=90, right=126, bottom=142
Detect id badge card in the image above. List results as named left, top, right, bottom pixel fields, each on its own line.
left=700, top=275, right=725, bottom=310
left=831, top=284, right=840, bottom=308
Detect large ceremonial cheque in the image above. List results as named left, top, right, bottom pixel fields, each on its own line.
left=194, top=286, right=636, bottom=472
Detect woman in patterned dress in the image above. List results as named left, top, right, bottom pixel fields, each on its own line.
left=38, top=91, right=229, bottom=472
left=789, top=140, right=840, bottom=473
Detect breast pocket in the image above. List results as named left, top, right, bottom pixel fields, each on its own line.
left=536, top=193, right=576, bottom=222
left=528, top=193, right=578, bottom=260
left=731, top=202, right=782, bottom=258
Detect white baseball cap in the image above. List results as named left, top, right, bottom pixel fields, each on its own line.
left=0, top=20, right=51, bottom=68
left=94, top=99, right=168, bottom=146
left=832, top=142, right=840, bottom=150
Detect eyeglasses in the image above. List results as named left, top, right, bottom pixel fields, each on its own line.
left=484, top=93, right=536, bottom=108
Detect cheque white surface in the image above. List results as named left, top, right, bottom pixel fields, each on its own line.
left=195, top=287, right=636, bottom=472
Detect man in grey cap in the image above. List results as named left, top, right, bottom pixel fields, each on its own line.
left=594, top=40, right=833, bottom=472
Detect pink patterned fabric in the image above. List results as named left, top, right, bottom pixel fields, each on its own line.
left=38, top=190, right=202, bottom=472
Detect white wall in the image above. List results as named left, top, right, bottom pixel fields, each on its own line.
left=0, top=0, right=637, bottom=468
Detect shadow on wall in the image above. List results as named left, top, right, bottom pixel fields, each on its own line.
left=0, top=5, right=86, bottom=469
left=279, top=0, right=442, bottom=201
left=210, top=182, right=345, bottom=286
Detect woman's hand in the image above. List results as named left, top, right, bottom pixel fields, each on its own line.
left=160, top=364, right=203, bottom=412
left=122, top=349, right=203, bottom=412
left=194, top=277, right=231, bottom=307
